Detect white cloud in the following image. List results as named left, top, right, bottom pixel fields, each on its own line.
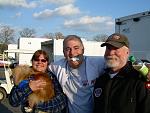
left=42, top=0, right=75, bottom=5
left=55, top=4, right=80, bottom=15
left=0, top=0, right=38, bottom=8
left=33, top=4, right=80, bottom=19
left=33, top=9, right=53, bottom=19
left=11, top=12, right=22, bottom=18
left=64, top=16, right=115, bottom=33
left=64, top=16, right=113, bottom=26
left=16, top=12, right=22, bottom=17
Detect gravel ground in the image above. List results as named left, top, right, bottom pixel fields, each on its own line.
left=0, top=98, right=22, bottom=113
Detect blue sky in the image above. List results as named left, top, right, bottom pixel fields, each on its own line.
left=0, top=0, right=150, bottom=39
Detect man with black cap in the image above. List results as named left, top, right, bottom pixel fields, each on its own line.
left=93, top=33, right=150, bottom=113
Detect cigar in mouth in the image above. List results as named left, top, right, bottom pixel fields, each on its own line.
left=69, top=56, right=80, bottom=61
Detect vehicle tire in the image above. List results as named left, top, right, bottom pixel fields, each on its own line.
left=0, top=88, right=7, bottom=101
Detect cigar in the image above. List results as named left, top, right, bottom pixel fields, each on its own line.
left=69, top=56, right=80, bottom=61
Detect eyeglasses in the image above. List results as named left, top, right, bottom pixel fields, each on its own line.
left=34, top=59, right=47, bottom=63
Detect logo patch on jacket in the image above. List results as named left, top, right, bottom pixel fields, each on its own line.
left=145, top=81, right=150, bottom=89
left=94, top=88, right=102, bottom=97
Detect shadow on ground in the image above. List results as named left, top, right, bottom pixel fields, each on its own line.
left=0, top=98, right=22, bottom=113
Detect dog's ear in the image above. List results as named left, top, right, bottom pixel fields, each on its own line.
left=12, top=65, right=33, bottom=85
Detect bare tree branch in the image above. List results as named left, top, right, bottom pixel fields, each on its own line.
left=19, top=28, right=36, bottom=38
left=0, top=25, right=16, bottom=53
left=93, top=34, right=108, bottom=42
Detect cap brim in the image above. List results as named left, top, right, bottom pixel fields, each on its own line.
left=101, top=41, right=124, bottom=48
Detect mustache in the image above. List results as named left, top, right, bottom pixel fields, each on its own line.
left=105, top=56, right=116, bottom=60
left=105, top=56, right=119, bottom=68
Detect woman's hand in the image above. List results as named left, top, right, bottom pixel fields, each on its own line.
left=29, top=79, right=46, bottom=92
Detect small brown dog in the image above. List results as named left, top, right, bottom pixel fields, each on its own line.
left=12, top=65, right=55, bottom=112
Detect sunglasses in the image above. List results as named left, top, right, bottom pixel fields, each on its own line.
left=34, top=59, right=47, bottom=63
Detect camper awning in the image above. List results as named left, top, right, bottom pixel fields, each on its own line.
left=4, top=49, right=35, bottom=54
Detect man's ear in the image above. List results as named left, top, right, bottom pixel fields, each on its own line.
left=127, top=49, right=130, bottom=55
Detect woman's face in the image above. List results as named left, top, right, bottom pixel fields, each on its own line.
left=32, top=54, right=48, bottom=72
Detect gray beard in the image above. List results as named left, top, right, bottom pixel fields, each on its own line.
left=105, top=59, right=119, bottom=68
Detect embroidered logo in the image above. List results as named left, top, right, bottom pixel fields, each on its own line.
left=145, top=81, right=150, bottom=89
left=109, top=35, right=120, bottom=40
left=94, top=88, right=102, bottom=97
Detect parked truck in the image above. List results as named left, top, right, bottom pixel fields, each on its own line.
left=115, top=10, right=150, bottom=61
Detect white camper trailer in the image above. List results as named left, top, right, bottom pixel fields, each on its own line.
left=18, top=37, right=105, bottom=63
left=17, top=37, right=51, bottom=64
left=41, top=38, right=105, bottom=62
left=115, top=10, right=150, bottom=61
left=18, top=37, right=51, bottom=50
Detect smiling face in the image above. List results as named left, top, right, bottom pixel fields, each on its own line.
left=31, top=50, right=49, bottom=72
left=104, top=45, right=129, bottom=72
left=32, top=54, right=48, bottom=72
left=63, top=36, right=84, bottom=68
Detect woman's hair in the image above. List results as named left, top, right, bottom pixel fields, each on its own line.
left=31, top=50, right=49, bottom=62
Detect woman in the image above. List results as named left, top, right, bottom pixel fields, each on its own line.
left=9, top=50, right=67, bottom=113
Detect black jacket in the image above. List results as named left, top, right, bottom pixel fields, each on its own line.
left=93, top=62, right=150, bottom=113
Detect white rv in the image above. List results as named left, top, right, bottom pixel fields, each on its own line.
left=41, top=38, right=105, bottom=62
left=17, top=37, right=51, bottom=65
left=115, top=10, right=150, bottom=61
left=13, top=37, right=105, bottom=63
